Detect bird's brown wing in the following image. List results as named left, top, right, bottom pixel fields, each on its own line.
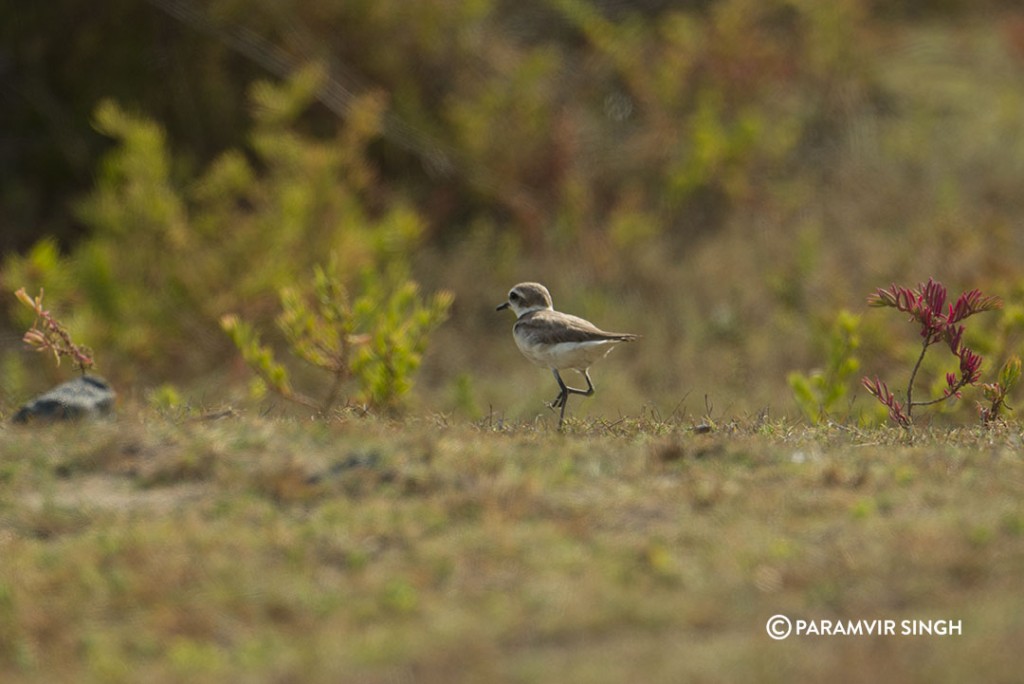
left=514, top=310, right=638, bottom=346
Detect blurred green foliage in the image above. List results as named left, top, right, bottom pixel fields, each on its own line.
left=4, top=1, right=1024, bottom=418
left=1, top=0, right=891, bottom=253
left=788, top=310, right=861, bottom=424
left=223, top=259, right=452, bottom=412
left=980, top=356, right=1021, bottom=424
left=2, top=65, right=451, bottom=402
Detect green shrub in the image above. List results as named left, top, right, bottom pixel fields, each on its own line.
left=2, top=65, right=449, bottom=401
left=789, top=309, right=860, bottom=424
left=222, top=258, right=452, bottom=413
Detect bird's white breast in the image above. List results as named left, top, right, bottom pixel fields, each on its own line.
left=513, top=334, right=620, bottom=370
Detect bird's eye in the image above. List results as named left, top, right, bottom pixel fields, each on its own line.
left=509, top=292, right=519, bottom=300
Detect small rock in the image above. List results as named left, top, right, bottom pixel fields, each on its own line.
left=12, top=375, right=116, bottom=424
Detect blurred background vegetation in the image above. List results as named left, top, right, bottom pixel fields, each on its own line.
left=3, top=0, right=1024, bottom=422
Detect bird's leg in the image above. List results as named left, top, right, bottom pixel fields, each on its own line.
left=569, top=369, right=595, bottom=398
left=549, top=369, right=570, bottom=409
left=549, top=369, right=596, bottom=428
left=561, top=369, right=595, bottom=396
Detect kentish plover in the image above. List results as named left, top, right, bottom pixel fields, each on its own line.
left=497, top=282, right=638, bottom=427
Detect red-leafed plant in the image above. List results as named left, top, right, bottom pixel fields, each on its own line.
left=862, top=279, right=1002, bottom=427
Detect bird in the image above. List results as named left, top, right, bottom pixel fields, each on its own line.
left=496, top=282, right=638, bottom=428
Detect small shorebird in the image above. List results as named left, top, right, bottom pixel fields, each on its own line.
left=497, top=282, right=638, bottom=428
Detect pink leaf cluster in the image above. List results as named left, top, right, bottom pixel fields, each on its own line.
left=868, top=279, right=999, bottom=343
left=861, top=376, right=910, bottom=427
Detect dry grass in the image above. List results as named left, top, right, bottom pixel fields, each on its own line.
left=0, top=412, right=1022, bottom=683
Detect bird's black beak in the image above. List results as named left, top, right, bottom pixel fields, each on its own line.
left=496, top=302, right=510, bottom=312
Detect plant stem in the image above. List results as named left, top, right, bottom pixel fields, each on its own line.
left=905, top=339, right=931, bottom=421
left=323, top=366, right=347, bottom=413
left=906, top=337, right=971, bottom=413
left=913, top=394, right=960, bottom=409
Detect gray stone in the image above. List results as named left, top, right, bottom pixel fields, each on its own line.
left=12, top=375, right=116, bottom=424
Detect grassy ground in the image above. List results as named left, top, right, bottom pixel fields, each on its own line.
left=1, top=412, right=1022, bottom=683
